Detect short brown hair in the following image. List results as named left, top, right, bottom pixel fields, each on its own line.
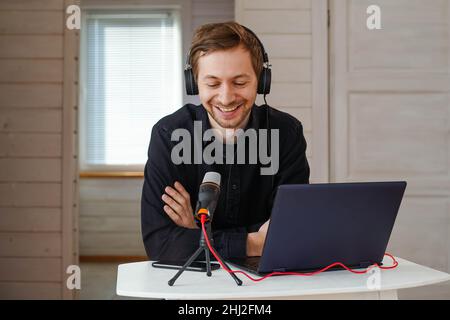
left=189, top=21, right=263, bottom=81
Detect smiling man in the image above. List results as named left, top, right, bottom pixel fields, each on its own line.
left=141, top=22, right=310, bottom=261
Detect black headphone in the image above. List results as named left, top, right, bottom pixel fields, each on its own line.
left=184, top=25, right=271, bottom=96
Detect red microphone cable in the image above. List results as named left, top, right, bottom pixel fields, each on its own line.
left=200, top=215, right=398, bottom=283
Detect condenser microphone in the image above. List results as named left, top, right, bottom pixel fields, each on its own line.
left=194, top=172, right=221, bottom=224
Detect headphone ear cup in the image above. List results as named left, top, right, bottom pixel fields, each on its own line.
left=184, top=68, right=199, bottom=95
left=257, top=68, right=271, bottom=95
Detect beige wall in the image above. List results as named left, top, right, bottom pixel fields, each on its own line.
left=0, top=0, right=78, bottom=299
left=329, top=0, right=450, bottom=274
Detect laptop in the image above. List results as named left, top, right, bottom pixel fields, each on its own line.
left=227, top=181, right=407, bottom=275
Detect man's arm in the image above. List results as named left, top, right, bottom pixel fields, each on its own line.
left=141, top=125, right=201, bottom=261
left=246, top=221, right=269, bottom=256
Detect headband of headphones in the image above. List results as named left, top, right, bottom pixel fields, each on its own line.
left=184, top=24, right=271, bottom=96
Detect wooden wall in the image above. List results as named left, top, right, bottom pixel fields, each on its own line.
left=329, top=0, right=450, bottom=274
left=0, top=0, right=78, bottom=299
left=80, top=179, right=144, bottom=256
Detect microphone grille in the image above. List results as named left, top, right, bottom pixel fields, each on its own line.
left=202, top=172, right=221, bottom=186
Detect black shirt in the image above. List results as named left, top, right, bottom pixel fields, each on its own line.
left=141, top=104, right=310, bottom=261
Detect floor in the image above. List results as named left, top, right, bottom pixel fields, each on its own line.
left=79, top=262, right=147, bottom=300
left=79, top=262, right=450, bottom=300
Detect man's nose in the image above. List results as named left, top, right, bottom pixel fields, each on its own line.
left=217, top=83, right=236, bottom=106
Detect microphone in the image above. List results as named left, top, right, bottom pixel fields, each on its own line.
left=194, top=172, right=221, bottom=224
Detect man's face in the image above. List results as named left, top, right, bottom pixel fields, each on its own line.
left=197, top=45, right=258, bottom=129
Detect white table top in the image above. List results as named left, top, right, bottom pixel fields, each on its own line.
left=116, top=257, right=450, bottom=299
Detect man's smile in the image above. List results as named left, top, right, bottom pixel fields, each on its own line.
left=213, top=103, right=244, bottom=120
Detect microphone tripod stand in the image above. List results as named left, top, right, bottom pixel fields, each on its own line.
left=168, top=221, right=242, bottom=286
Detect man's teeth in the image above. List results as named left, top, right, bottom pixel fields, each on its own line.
left=216, top=104, right=241, bottom=112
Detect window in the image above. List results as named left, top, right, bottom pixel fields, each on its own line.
left=79, top=10, right=182, bottom=172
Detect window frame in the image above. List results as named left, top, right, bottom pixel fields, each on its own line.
left=78, top=4, right=187, bottom=174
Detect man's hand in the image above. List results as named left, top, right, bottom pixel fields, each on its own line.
left=162, top=181, right=198, bottom=229
left=246, top=220, right=270, bottom=257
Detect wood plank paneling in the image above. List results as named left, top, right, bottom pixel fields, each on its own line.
left=192, top=0, right=234, bottom=17
left=82, top=0, right=187, bottom=7
left=0, top=183, right=61, bottom=207
left=0, top=60, right=63, bottom=83
left=348, top=93, right=448, bottom=178
left=257, top=83, right=311, bottom=107
left=0, top=208, right=61, bottom=232
left=271, top=58, right=311, bottom=83
left=0, top=233, right=61, bottom=257
left=192, top=16, right=234, bottom=29
left=62, top=0, right=79, bottom=300
left=0, top=0, right=64, bottom=10
left=0, top=133, right=61, bottom=157
left=0, top=109, right=62, bottom=133
left=259, top=34, right=311, bottom=58
left=242, top=10, right=311, bottom=34
left=0, top=158, right=61, bottom=182
left=0, top=282, right=61, bottom=300
left=349, top=0, right=448, bottom=72
left=80, top=232, right=145, bottom=256
left=79, top=180, right=142, bottom=255
left=0, top=258, right=61, bottom=281
left=388, top=196, right=449, bottom=272
left=0, top=11, right=63, bottom=34
left=243, top=0, right=311, bottom=10
left=80, top=200, right=140, bottom=217
left=0, top=0, right=78, bottom=300
left=191, top=0, right=235, bottom=31
left=0, top=35, right=63, bottom=58
left=80, top=217, right=140, bottom=232
left=80, top=179, right=143, bottom=202
left=348, top=74, right=450, bottom=92
left=0, top=84, right=62, bottom=108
